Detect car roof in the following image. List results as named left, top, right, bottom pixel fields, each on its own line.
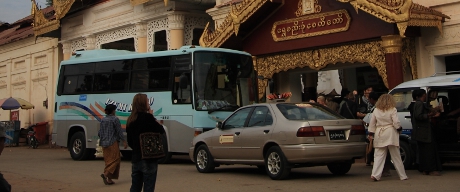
left=392, top=74, right=460, bottom=90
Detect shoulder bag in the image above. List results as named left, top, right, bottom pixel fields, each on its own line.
left=139, top=132, right=165, bottom=159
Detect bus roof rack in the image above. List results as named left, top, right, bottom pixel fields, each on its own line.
left=430, top=71, right=460, bottom=77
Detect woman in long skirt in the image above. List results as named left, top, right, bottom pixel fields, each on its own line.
left=98, top=104, right=128, bottom=185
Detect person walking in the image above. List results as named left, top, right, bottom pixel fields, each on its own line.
left=99, top=104, right=128, bottom=185
left=412, top=89, right=442, bottom=176
left=0, top=122, right=12, bottom=192
left=126, top=93, right=165, bottom=192
left=339, top=92, right=358, bottom=119
left=326, top=96, right=339, bottom=112
left=368, top=94, right=408, bottom=181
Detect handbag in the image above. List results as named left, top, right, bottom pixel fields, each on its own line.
left=139, top=132, right=165, bottom=159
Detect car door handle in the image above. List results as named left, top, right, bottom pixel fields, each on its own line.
left=263, top=130, right=270, bottom=133
left=234, top=132, right=240, bottom=136
left=404, top=116, right=411, bottom=118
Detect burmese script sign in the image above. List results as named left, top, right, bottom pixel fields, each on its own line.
left=272, top=9, right=351, bottom=42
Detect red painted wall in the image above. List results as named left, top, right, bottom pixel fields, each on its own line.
left=242, top=0, right=396, bottom=55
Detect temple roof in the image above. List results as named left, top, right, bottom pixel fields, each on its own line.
left=0, top=6, right=54, bottom=46
left=199, top=0, right=451, bottom=48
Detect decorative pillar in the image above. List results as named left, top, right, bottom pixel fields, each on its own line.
left=381, top=35, right=404, bottom=90
left=136, top=22, right=148, bottom=53
left=168, top=13, right=185, bottom=50
left=85, top=35, right=96, bottom=50
left=62, top=41, right=71, bottom=60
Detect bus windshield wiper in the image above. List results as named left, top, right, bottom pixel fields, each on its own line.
left=208, top=104, right=239, bottom=114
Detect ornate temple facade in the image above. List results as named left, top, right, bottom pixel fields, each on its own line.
left=0, top=6, right=60, bottom=132
left=413, top=0, right=460, bottom=78
left=200, top=0, right=450, bottom=101
left=32, top=0, right=215, bottom=60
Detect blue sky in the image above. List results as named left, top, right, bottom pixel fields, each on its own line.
left=0, top=0, right=47, bottom=24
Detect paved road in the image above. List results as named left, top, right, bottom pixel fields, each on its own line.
left=1, top=146, right=460, bottom=192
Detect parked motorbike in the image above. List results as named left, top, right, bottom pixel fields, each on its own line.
left=27, top=124, right=38, bottom=149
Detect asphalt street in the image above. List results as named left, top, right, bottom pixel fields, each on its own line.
left=1, top=146, right=459, bottom=192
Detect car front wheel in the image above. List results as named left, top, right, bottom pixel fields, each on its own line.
left=195, top=145, right=215, bottom=173
left=265, top=146, right=291, bottom=180
left=327, top=162, right=352, bottom=175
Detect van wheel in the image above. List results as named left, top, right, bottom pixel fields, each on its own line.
left=265, top=146, right=291, bottom=180
left=399, top=141, right=412, bottom=169
left=327, top=162, right=352, bottom=175
left=69, top=132, right=94, bottom=160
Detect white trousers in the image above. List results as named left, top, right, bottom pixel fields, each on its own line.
left=371, top=145, right=408, bottom=180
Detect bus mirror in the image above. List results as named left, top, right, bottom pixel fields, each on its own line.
left=179, top=74, right=188, bottom=89
left=216, top=122, right=223, bottom=129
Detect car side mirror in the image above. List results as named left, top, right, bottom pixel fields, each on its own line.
left=216, top=122, right=223, bottom=129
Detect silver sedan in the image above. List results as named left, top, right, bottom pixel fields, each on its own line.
left=189, top=102, right=367, bottom=180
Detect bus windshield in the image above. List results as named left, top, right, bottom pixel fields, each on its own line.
left=194, top=51, right=257, bottom=111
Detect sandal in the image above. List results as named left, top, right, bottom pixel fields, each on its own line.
left=370, top=176, right=378, bottom=181
left=100, top=174, right=109, bottom=185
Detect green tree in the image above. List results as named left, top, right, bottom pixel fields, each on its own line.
left=46, top=0, right=53, bottom=6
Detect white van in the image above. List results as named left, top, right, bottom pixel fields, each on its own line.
left=364, top=73, right=460, bottom=168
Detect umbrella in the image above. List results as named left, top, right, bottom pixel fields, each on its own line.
left=0, top=97, right=35, bottom=110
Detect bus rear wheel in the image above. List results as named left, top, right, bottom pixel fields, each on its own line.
left=69, top=132, right=94, bottom=160
left=157, top=133, right=172, bottom=164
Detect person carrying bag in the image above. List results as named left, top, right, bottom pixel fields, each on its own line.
left=126, top=93, right=165, bottom=192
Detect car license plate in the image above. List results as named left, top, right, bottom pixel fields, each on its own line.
left=329, top=130, right=346, bottom=140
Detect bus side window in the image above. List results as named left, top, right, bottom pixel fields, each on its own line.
left=173, top=73, right=191, bottom=104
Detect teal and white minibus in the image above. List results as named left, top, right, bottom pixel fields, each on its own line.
left=53, top=46, right=258, bottom=161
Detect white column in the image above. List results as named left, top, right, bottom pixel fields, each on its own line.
left=62, top=41, right=71, bottom=60
left=168, top=13, right=185, bottom=50
left=85, top=35, right=96, bottom=50
left=136, top=22, right=148, bottom=53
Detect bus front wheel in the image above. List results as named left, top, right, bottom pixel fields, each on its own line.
left=69, top=132, right=94, bottom=160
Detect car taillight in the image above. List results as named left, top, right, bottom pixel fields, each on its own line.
left=296, top=126, right=325, bottom=137
left=351, top=125, right=365, bottom=135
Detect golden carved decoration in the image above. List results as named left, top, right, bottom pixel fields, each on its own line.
left=255, top=41, right=388, bottom=99
left=401, top=38, right=417, bottom=80
left=337, top=0, right=449, bottom=37
left=32, top=0, right=75, bottom=37
left=295, top=0, right=321, bottom=17
left=381, top=35, right=402, bottom=54
left=130, top=0, right=151, bottom=6
left=272, top=9, right=351, bottom=42
left=199, top=0, right=283, bottom=48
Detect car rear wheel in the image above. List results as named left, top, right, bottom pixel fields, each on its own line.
left=327, top=162, right=352, bottom=175
left=195, top=145, right=215, bottom=173
left=265, top=146, right=290, bottom=180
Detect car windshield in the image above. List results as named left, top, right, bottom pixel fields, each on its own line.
left=276, top=103, right=342, bottom=120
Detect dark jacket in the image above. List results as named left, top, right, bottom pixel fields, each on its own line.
left=412, top=100, right=432, bottom=143
left=126, top=112, right=165, bottom=163
left=339, top=98, right=358, bottom=119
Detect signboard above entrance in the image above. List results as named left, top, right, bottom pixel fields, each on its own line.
left=271, top=9, right=351, bottom=42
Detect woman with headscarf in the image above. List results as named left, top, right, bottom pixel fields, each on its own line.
left=126, top=93, right=165, bottom=192
left=99, top=104, right=128, bottom=185
left=368, top=94, right=408, bottom=181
